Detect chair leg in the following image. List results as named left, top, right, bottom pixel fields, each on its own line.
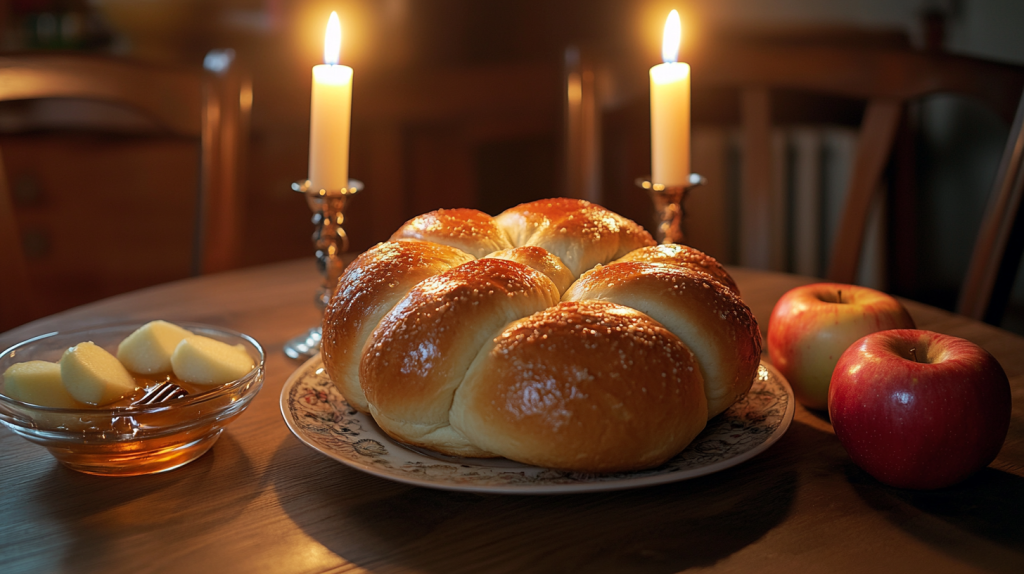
left=826, top=98, right=902, bottom=284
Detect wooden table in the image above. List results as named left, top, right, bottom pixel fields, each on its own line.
left=1, top=260, right=1022, bottom=573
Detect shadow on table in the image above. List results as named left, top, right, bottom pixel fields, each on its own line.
left=847, top=462, right=1024, bottom=572
left=271, top=420, right=809, bottom=574
left=18, top=433, right=258, bottom=573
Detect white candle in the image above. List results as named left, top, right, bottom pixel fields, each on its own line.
left=650, top=10, right=690, bottom=187
left=309, top=12, right=353, bottom=191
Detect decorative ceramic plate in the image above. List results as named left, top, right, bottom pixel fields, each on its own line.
left=280, top=356, right=794, bottom=495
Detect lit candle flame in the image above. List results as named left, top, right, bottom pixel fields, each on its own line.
left=661, top=10, right=681, bottom=64
left=324, top=11, right=341, bottom=66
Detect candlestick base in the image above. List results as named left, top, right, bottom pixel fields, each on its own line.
left=636, top=173, right=706, bottom=244
left=283, top=178, right=364, bottom=361
left=284, top=327, right=323, bottom=361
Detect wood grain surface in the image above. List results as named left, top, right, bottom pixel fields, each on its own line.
left=1, top=260, right=1022, bottom=574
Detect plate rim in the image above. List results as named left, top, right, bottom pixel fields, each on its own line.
left=279, top=356, right=795, bottom=495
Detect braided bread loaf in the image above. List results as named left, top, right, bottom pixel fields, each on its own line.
left=321, top=198, right=761, bottom=472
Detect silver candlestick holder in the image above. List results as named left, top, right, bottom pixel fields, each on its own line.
left=283, top=178, right=364, bottom=360
left=636, top=173, right=706, bottom=244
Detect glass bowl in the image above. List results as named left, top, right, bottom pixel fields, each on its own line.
left=0, top=322, right=265, bottom=476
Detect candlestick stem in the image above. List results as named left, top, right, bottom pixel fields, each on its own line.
left=284, top=179, right=363, bottom=360
left=636, top=173, right=706, bottom=244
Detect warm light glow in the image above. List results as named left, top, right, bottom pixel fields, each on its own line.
left=240, top=80, right=253, bottom=113
left=567, top=72, right=582, bottom=105
left=661, top=10, right=681, bottom=64
left=324, top=11, right=341, bottom=65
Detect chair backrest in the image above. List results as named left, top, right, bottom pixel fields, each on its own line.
left=699, top=45, right=1024, bottom=280
left=343, top=62, right=563, bottom=248
left=590, top=40, right=1024, bottom=323
left=0, top=54, right=249, bottom=332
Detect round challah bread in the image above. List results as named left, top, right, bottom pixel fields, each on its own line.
left=321, top=198, right=760, bottom=472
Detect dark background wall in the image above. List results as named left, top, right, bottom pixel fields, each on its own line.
left=2, top=0, right=1024, bottom=329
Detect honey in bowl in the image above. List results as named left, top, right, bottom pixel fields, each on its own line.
left=0, top=322, right=265, bottom=476
left=40, top=372, right=241, bottom=476
left=113, top=374, right=222, bottom=407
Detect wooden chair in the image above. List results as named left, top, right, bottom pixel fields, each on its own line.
left=0, top=54, right=250, bottom=332
left=593, top=40, right=1024, bottom=323
left=697, top=45, right=1024, bottom=322
left=694, top=45, right=1024, bottom=279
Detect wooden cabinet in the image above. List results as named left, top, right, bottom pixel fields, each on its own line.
left=3, top=132, right=199, bottom=318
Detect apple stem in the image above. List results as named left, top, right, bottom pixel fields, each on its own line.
left=837, top=290, right=842, bottom=304
left=910, top=347, right=919, bottom=363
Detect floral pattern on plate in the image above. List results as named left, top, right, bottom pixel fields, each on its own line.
left=280, top=357, right=794, bottom=494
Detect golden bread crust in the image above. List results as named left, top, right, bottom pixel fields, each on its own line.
left=361, top=258, right=560, bottom=457
left=494, top=198, right=655, bottom=278
left=451, top=300, right=707, bottom=472
left=612, top=243, right=739, bottom=294
left=390, top=208, right=513, bottom=258
left=320, top=239, right=474, bottom=412
left=483, top=246, right=575, bottom=295
left=563, top=261, right=761, bottom=418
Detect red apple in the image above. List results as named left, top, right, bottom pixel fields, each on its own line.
left=768, top=283, right=915, bottom=410
left=829, top=329, right=1011, bottom=489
